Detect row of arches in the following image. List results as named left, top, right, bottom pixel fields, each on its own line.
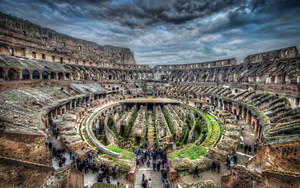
left=0, top=67, right=71, bottom=81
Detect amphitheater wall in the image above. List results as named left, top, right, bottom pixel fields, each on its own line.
left=256, top=142, right=300, bottom=173
left=0, top=129, right=51, bottom=165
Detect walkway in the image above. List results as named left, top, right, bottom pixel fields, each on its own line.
left=181, top=163, right=229, bottom=187
left=147, top=111, right=155, bottom=149
left=135, top=166, right=164, bottom=188
left=236, top=120, right=257, bottom=165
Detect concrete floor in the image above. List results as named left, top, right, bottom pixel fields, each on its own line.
left=135, top=166, right=165, bottom=188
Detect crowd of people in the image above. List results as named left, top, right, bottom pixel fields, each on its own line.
left=136, top=148, right=171, bottom=188
left=225, top=150, right=238, bottom=169
left=46, top=119, right=120, bottom=186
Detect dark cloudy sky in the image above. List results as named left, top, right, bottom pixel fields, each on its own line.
left=1, top=0, right=300, bottom=65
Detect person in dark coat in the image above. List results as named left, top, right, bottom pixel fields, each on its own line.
left=244, top=145, right=248, bottom=153
left=248, top=145, right=252, bottom=154
left=147, top=160, right=150, bottom=168
left=193, top=166, right=199, bottom=178
left=152, top=161, right=156, bottom=171
left=142, top=173, right=145, bottom=185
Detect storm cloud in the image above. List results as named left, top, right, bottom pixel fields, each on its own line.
left=1, top=0, right=300, bottom=65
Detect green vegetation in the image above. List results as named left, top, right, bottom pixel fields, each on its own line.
left=199, top=112, right=221, bottom=147
left=177, top=120, right=190, bottom=146
left=78, top=117, right=86, bottom=140
left=91, top=183, right=126, bottom=188
left=82, top=129, right=97, bottom=148
left=163, top=108, right=176, bottom=140
left=169, top=144, right=208, bottom=160
left=107, top=118, right=121, bottom=143
left=183, top=105, right=222, bottom=148
left=106, top=144, right=135, bottom=161
left=153, top=108, right=159, bottom=148
left=124, top=110, right=138, bottom=138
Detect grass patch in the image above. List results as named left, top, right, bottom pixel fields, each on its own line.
left=200, top=113, right=221, bottom=147
left=169, top=144, right=208, bottom=160
left=106, top=144, right=135, bottom=161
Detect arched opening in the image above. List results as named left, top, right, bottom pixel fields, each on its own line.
left=8, top=69, right=19, bottom=80
left=22, top=69, right=30, bottom=80
left=50, top=72, right=57, bottom=80
left=108, top=75, right=112, bottom=80
left=32, top=71, right=40, bottom=79
left=271, top=76, right=275, bottom=83
left=58, top=72, right=64, bottom=80
left=0, top=67, right=5, bottom=80
left=84, top=74, right=90, bottom=80
left=42, top=71, right=49, bottom=80
left=65, top=73, right=71, bottom=80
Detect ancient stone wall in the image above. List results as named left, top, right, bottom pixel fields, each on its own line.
left=256, top=142, right=300, bottom=173
left=0, top=126, right=51, bottom=165
left=0, top=156, right=54, bottom=188
left=0, top=13, right=136, bottom=66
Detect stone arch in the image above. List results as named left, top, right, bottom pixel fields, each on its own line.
left=50, top=72, right=57, bottom=80
left=22, top=69, right=30, bottom=80
left=0, top=67, right=5, bottom=80
left=84, top=73, right=90, bottom=80
left=32, top=71, right=40, bottom=79
left=58, top=72, right=64, bottom=80
left=42, top=71, right=49, bottom=80
left=8, top=68, right=19, bottom=80
left=65, top=72, right=71, bottom=80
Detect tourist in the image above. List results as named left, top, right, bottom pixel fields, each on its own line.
left=62, top=156, right=66, bottom=165
left=147, top=160, right=150, bottom=168
left=92, top=162, right=96, bottom=174
left=157, top=160, right=161, bottom=171
left=84, top=161, right=89, bottom=174
left=240, top=136, right=244, bottom=149
left=112, top=166, right=117, bottom=179
left=97, top=173, right=103, bottom=183
left=69, top=150, right=72, bottom=160
left=226, top=157, right=230, bottom=169
left=240, top=139, right=244, bottom=149
left=161, top=168, right=167, bottom=182
left=193, top=165, right=199, bottom=178
left=152, top=160, right=156, bottom=171
left=142, top=156, right=145, bottom=166
left=48, top=142, right=52, bottom=150
left=248, top=145, right=252, bottom=154
left=244, top=145, right=248, bottom=153
left=254, top=143, right=257, bottom=153
left=106, top=175, right=111, bottom=184
left=164, top=180, right=170, bottom=188
left=211, top=161, right=216, bottom=172
left=148, top=178, right=152, bottom=188
left=233, top=155, right=238, bottom=165
left=142, top=173, right=145, bottom=185
left=143, top=179, right=148, bottom=188
left=165, top=161, right=169, bottom=170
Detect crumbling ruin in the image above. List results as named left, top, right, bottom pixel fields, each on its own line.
left=0, top=12, right=299, bottom=188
